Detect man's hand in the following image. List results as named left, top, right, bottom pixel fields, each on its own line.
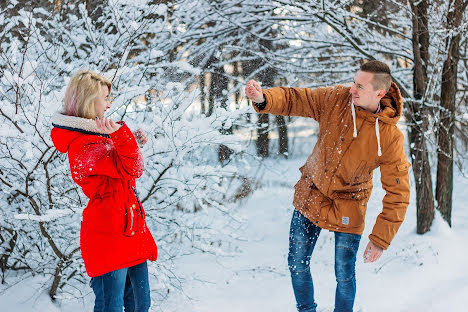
left=134, top=129, right=148, bottom=147
left=95, top=117, right=121, bottom=134
left=245, top=80, right=265, bottom=103
left=363, top=240, right=383, bottom=263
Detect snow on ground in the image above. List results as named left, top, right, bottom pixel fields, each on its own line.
left=1, top=140, right=467, bottom=312
left=160, top=155, right=468, bottom=312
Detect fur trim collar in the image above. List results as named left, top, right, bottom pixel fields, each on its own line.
left=51, top=112, right=109, bottom=136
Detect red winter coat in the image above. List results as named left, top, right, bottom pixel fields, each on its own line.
left=51, top=113, right=157, bottom=277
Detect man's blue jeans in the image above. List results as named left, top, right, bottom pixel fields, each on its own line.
left=288, top=209, right=361, bottom=312
left=90, top=261, right=151, bottom=312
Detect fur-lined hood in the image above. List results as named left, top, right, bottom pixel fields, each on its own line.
left=51, top=112, right=110, bottom=153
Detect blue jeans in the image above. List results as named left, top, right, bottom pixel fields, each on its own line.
left=288, top=209, right=361, bottom=312
left=90, top=261, right=151, bottom=312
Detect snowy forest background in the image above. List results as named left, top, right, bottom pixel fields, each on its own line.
left=0, top=0, right=467, bottom=311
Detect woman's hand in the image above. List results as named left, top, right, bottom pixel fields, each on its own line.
left=95, top=117, right=121, bottom=134
left=133, top=129, right=148, bottom=147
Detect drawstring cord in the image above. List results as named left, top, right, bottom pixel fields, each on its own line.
left=351, top=100, right=357, bottom=138
left=375, top=117, right=382, bottom=157
left=351, top=100, right=382, bottom=157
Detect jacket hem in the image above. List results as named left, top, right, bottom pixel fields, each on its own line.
left=295, top=207, right=365, bottom=235
left=86, top=257, right=154, bottom=278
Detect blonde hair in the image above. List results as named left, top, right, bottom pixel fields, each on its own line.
left=64, top=70, right=111, bottom=119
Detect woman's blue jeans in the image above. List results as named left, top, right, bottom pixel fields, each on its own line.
left=288, top=209, right=361, bottom=312
left=90, top=261, right=151, bottom=312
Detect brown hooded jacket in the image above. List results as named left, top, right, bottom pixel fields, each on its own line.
left=254, top=82, right=411, bottom=250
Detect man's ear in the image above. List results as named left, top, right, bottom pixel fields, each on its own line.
left=377, top=88, right=386, bottom=99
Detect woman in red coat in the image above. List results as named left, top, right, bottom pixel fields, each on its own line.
left=51, top=70, right=157, bottom=312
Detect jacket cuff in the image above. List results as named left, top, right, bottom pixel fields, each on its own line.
left=253, top=99, right=267, bottom=111
left=252, top=91, right=273, bottom=113
left=368, top=234, right=390, bottom=250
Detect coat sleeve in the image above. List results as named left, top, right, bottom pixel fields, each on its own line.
left=109, top=123, right=145, bottom=177
left=252, top=86, right=334, bottom=122
left=369, top=130, right=411, bottom=250
left=71, top=123, right=144, bottom=183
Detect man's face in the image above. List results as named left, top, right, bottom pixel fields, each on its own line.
left=349, top=70, right=383, bottom=110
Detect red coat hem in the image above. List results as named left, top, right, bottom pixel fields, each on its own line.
left=87, top=257, right=155, bottom=278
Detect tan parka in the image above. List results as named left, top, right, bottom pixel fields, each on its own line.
left=254, top=82, right=411, bottom=250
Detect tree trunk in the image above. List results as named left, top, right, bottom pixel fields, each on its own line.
left=86, top=0, right=105, bottom=28
left=200, top=73, right=206, bottom=115
left=436, top=0, right=466, bottom=226
left=409, top=0, right=434, bottom=234
left=408, top=121, right=434, bottom=234
left=276, top=115, right=288, bottom=158
left=257, top=114, right=269, bottom=158
left=207, top=56, right=233, bottom=162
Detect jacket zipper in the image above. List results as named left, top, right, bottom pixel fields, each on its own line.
left=131, top=186, right=144, bottom=218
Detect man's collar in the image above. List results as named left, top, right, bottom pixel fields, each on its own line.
left=374, top=102, right=382, bottom=114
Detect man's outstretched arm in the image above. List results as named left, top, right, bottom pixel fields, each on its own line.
left=244, top=79, right=332, bottom=121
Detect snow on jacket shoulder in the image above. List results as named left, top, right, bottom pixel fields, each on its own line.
left=254, top=83, right=410, bottom=250
left=50, top=113, right=157, bottom=277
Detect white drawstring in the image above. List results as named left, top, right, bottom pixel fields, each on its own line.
left=375, top=117, right=382, bottom=156
left=351, top=101, right=357, bottom=138
left=350, top=100, right=382, bottom=156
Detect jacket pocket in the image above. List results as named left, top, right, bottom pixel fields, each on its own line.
left=336, top=160, right=371, bottom=187
left=123, top=203, right=139, bottom=237
left=328, top=198, right=366, bottom=229
left=131, top=186, right=145, bottom=219
left=334, top=186, right=371, bottom=201
left=397, top=162, right=410, bottom=172
left=350, top=161, right=371, bottom=185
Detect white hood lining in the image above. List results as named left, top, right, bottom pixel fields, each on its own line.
left=51, top=112, right=107, bottom=134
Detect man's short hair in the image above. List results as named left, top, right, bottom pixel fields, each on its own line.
left=360, top=60, right=392, bottom=93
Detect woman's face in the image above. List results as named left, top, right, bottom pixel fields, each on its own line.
left=94, top=84, right=111, bottom=118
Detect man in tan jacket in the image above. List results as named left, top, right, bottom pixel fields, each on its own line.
left=245, top=60, right=410, bottom=312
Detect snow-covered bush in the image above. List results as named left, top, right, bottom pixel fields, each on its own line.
left=0, top=1, right=247, bottom=302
